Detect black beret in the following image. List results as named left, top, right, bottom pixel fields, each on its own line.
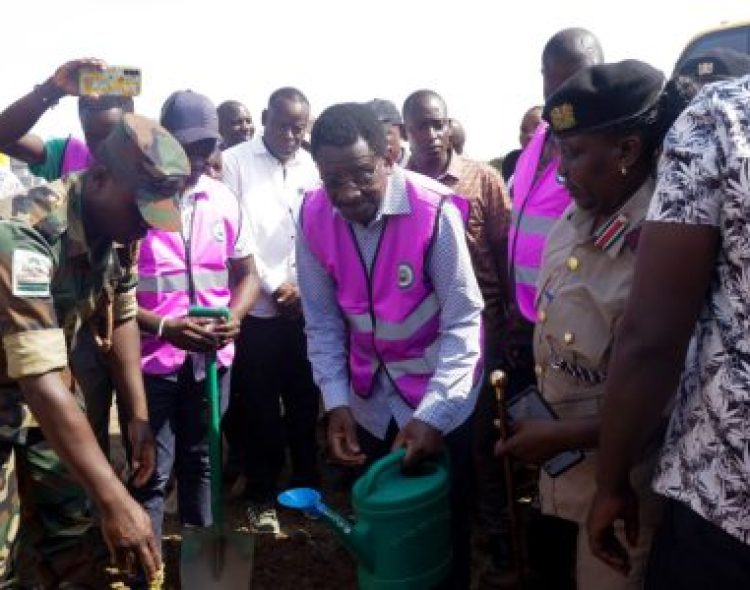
left=543, top=59, right=665, bottom=136
left=676, top=48, right=750, bottom=82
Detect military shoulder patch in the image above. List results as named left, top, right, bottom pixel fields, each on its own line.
left=12, top=249, right=52, bottom=297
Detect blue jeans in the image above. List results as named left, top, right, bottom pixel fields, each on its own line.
left=131, top=360, right=228, bottom=547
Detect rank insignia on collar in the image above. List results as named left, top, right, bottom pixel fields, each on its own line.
left=550, top=103, right=576, bottom=132
left=594, top=213, right=629, bottom=251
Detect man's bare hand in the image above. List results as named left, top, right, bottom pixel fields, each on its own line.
left=100, top=494, right=162, bottom=582
left=50, top=58, right=107, bottom=96
left=327, top=407, right=366, bottom=466
left=391, top=419, right=443, bottom=471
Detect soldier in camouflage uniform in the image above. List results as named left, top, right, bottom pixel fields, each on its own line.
left=0, top=113, right=189, bottom=588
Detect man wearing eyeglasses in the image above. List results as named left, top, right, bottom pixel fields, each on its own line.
left=298, top=102, right=483, bottom=589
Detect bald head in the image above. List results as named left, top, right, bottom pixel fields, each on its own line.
left=403, top=90, right=447, bottom=122
left=217, top=100, right=254, bottom=148
left=450, top=119, right=466, bottom=155
left=542, top=27, right=604, bottom=100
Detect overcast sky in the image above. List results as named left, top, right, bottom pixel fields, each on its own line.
left=2, top=0, right=748, bottom=160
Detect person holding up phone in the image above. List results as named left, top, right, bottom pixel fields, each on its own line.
left=495, top=61, right=694, bottom=589
left=0, top=59, right=140, bottom=463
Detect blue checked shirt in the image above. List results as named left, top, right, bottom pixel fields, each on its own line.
left=297, top=167, right=483, bottom=440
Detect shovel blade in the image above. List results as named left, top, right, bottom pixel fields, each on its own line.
left=180, top=528, right=254, bottom=590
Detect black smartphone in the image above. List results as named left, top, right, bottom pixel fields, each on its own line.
left=506, top=385, right=585, bottom=477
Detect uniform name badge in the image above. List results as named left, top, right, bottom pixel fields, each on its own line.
left=12, top=249, right=52, bottom=298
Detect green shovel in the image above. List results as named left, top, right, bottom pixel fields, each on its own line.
left=180, top=306, right=254, bottom=589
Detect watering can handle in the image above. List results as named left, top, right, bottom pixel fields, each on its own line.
left=188, top=306, right=230, bottom=529
left=358, top=448, right=449, bottom=496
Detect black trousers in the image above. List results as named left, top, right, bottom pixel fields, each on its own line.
left=645, top=499, right=750, bottom=589
left=230, top=315, right=320, bottom=501
left=356, top=418, right=473, bottom=590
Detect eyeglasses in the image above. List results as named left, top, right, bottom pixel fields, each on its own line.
left=321, top=159, right=385, bottom=191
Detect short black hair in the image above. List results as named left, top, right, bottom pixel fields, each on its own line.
left=78, top=95, right=134, bottom=116
left=268, top=87, right=309, bottom=111
left=542, top=28, right=604, bottom=70
left=402, top=89, right=447, bottom=122
left=217, top=100, right=248, bottom=117
left=310, top=102, right=387, bottom=160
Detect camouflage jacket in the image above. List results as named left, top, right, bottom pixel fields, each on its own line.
left=0, top=173, right=138, bottom=391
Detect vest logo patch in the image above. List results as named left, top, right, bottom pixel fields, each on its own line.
left=212, top=222, right=226, bottom=243
left=397, top=263, right=414, bottom=289
left=12, top=249, right=52, bottom=298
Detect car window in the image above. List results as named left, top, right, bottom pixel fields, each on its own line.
left=684, top=28, right=749, bottom=59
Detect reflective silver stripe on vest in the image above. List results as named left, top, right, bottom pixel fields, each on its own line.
left=376, top=292, right=440, bottom=341
left=138, top=270, right=229, bottom=293
left=512, top=210, right=558, bottom=235
left=513, top=264, right=539, bottom=286
left=384, top=340, right=439, bottom=379
left=344, top=293, right=440, bottom=340
left=346, top=312, right=373, bottom=333
left=386, top=357, right=431, bottom=379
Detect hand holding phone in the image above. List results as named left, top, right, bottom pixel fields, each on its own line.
left=504, top=385, right=584, bottom=477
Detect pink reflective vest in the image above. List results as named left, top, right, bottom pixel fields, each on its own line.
left=61, top=137, right=93, bottom=176
left=137, top=178, right=241, bottom=375
left=302, top=177, right=471, bottom=408
left=508, top=121, right=572, bottom=322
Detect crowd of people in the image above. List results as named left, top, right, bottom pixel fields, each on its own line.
left=0, top=24, right=748, bottom=590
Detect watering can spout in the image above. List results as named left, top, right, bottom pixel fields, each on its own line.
left=277, top=488, right=373, bottom=570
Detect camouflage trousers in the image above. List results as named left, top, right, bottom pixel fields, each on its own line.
left=0, top=447, right=19, bottom=580
left=0, top=392, right=110, bottom=589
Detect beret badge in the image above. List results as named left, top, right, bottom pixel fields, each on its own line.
left=550, top=103, right=577, bottom=132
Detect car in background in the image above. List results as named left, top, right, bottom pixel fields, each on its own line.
left=675, top=20, right=750, bottom=73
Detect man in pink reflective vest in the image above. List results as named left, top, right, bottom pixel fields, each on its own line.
left=297, top=103, right=483, bottom=589
left=132, top=90, right=260, bottom=567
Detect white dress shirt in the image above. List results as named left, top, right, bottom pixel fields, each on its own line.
left=222, top=136, right=319, bottom=318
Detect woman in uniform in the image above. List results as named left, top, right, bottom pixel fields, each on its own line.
left=496, top=60, right=692, bottom=589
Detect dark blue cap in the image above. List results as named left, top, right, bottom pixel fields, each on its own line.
left=160, top=90, right=221, bottom=145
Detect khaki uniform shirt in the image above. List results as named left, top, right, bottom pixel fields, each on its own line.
left=533, top=177, right=662, bottom=524
left=0, top=174, right=137, bottom=437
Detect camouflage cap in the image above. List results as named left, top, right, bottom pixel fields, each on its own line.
left=98, top=113, right=189, bottom=232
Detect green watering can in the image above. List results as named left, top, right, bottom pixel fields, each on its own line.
left=279, top=449, right=451, bottom=589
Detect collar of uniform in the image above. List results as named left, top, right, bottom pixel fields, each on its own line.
left=438, top=149, right=463, bottom=184
left=567, top=175, right=656, bottom=259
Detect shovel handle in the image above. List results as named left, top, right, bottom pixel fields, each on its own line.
left=189, top=306, right=229, bottom=529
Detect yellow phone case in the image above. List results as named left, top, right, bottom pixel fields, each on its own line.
left=79, top=67, right=141, bottom=97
